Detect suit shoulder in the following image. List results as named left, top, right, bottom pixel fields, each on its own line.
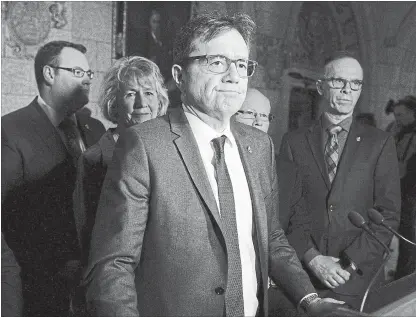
left=2, top=103, right=38, bottom=138
left=2, top=104, right=33, bottom=128
left=233, top=120, right=270, bottom=140
left=282, top=126, right=310, bottom=144
left=358, top=122, right=391, bottom=141
left=128, top=115, right=171, bottom=139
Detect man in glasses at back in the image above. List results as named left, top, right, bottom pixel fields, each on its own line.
left=279, top=51, right=401, bottom=309
left=2, top=41, right=105, bottom=316
left=235, top=88, right=274, bottom=133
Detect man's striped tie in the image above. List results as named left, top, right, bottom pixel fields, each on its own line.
left=325, top=125, right=342, bottom=183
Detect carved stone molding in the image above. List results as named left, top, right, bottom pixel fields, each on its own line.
left=256, top=33, right=283, bottom=89
left=383, top=3, right=416, bottom=48
left=3, top=1, right=68, bottom=59
left=293, top=2, right=340, bottom=69
left=285, top=1, right=360, bottom=71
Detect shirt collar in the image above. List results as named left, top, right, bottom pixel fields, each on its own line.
left=37, top=95, right=77, bottom=127
left=322, top=112, right=353, bottom=132
left=182, top=104, right=236, bottom=148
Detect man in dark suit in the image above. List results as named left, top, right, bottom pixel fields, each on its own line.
left=279, top=52, right=401, bottom=308
left=2, top=41, right=105, bottom=317
left=84, top=13, right=344, bottom=317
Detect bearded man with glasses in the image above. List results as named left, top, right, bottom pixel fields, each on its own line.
left=84, top=13, right=346, bottom=317
left=279, top=51, right=401, bottom=309
left=2, top=40, right=105, bottom=317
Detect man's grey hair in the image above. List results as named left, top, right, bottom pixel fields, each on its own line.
left=173, top=12, right=256, bottom=65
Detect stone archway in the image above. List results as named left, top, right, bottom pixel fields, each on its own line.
left=276, top=1, right=365, bottom=139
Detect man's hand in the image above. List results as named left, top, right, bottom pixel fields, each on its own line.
left=307, top=255, right=350, bottom=288
left=306, top=298, right=369, bottom=317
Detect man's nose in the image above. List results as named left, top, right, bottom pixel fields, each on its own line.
left=253, top=116, right=263, bottom=127
left=82, top=74, right=92, bottom=84
left=225, top=63, right=240, bottom=83
left=341, top=82, right=352, bottom=93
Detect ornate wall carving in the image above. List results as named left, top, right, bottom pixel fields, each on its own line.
left=2, top=1, right=68, bottom=59
left=286, top=1, right=360, bottom=71
left=256, top=33, right=283, bottom=89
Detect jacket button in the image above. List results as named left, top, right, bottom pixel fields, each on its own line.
left=215, top=287, right=225, bottom=295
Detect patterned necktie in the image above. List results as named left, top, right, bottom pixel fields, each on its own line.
left=211, top=135, right=244, bottom=317
left=59, top=117, right=85, bottom=161
left=325, top=125, right=342, bottom=183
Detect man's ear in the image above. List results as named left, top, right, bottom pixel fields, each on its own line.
left=43, top=65, right=55, bottom=86
left=172, top=64, right=184, bottom=90
left=316, top=80, right=324, bottom=96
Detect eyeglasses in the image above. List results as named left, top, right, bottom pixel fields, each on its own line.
left=236, top=110, right=275, bottom=122
left=321, top=77, right=363, bottom=91
left=49, top=66, right=94, bottom=79
left=182, top=55, right=258, bottom=78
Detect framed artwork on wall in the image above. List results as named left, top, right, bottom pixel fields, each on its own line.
left=112, top=1, right=193, bottom=107
left=112, top=1, right=192, bottom=80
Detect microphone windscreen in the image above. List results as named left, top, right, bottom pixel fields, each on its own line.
left=368, top=208, right=384, bottom=225
left=348, top=211, right=366, bottom=228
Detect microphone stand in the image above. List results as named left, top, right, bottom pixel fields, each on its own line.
left=368, top=208, right=416, bottom=247
left=359, top=253, right=391, bottom=313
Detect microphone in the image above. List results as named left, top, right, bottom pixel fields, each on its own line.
left=368, top=208, right=416, bottom=247
left=348, top=211, right=391, bottom=313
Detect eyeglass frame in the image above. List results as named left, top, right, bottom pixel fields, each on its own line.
left=320, top=77, right=363, bottom=91
left=48, top=66, right=94, bottom=79
left=236, top=110, right=275, bottom=122
left=181, top=54, right=258, bottom=78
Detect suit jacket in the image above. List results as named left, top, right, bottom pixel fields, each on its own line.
left=1, top=233, right=23, bottom=317
left=73, top=129, right=116, bottom=264
left=1, top=98, right=105, bottom=313
left=276, top=157, right=311, bottom=260
left=84, top=107, right=316, bottom=317
left=279, top=116, right=401, bottom=296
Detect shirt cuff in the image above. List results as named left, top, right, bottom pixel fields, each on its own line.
left=297, top=292, right=319, bottom=312
left=303, top=247, right=321, bottom=264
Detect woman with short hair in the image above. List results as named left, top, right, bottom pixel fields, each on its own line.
left=73, top=56, right=169, bottom=263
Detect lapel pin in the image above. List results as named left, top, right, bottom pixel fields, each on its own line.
left=84, top=124, right=90, bottom=130
left=247, top=146, right=252, bottom=153
left=356, top=136, right=361, bottom=142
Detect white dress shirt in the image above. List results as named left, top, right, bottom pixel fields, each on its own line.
left=184, top=108, right=258, bottom=317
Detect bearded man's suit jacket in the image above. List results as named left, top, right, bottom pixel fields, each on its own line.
left=279, top=117, right=401, bottom=297
left=84, top=107, right=316, bottom=317
left=1, top=97, right=105, bottom=315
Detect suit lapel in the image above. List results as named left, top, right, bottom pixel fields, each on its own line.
left=306, top=121, right=331, bottom=189
left=76, top=113, right=96, bottom=147
left=30, top=99, right=67, bottom=157
left=231, top=123, right=268, bottom=286
left=169, top=108, right=223, bottom=232
left=331, top=120, right=363, bottom=193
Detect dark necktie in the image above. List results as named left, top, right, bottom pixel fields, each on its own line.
left=211, top=135, right=244, bottom=317
left=324, top=125, right=342, bottom=183
left=59, top=117, right=84, bottom=161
